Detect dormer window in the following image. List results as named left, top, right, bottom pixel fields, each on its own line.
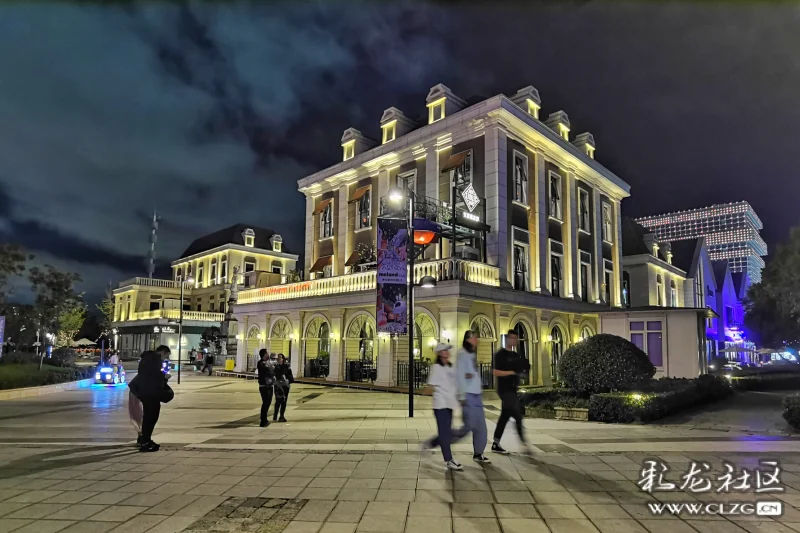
left=558, top=124, right=570, bottom=140
left=342, top=140, right=355, bottom=161
left=381, top=120, right=397, bottom=144
left=428, top=97, right=446, bottom=124
left=586, top=145, right=595, bottom=159
left=653, top=243, right=660, bottom=257
left=526, top=99, right=540, bottom=119
left=242, top=228, right=255, bottom=247
left=271, top=234, right=283, bottom=253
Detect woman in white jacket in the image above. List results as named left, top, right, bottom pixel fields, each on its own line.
left=421, top=343, right=469, bottom=470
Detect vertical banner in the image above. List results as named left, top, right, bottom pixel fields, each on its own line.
left=376, top=217, right=408, bottom=335
left=0, top=316, right=5, bottom=360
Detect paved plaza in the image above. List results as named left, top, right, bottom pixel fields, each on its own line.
left=2, top=373, right=800, bottom=532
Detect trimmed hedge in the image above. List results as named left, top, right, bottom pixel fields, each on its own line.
left=783, top=394, right=800, bottom=429
left=0, top=364, right=92, bottom=390
left=558, top=334, right=655, bottom=395
left=730, top=373, right=800, bottom=391
left=519, top=388, right=589, bottom=411
left=589, top=374, right=733, bottom=423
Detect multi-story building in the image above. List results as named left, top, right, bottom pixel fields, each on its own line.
left=112, top=224, right=297, bottom=358
left=232, top=83, right=631, bottom=388
left=635, top=201, right=767, bottom=283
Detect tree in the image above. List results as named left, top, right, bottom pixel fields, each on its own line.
left=745, top=227, right=800, bottom=349
left=0, top=243, right=32, bottom=304
left=96, top=287, right=114, bottom=335
left=56, top=304, right=86, bottom=347
left=28, top=265, right=83, bottom=339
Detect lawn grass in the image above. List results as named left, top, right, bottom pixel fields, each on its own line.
left=0, top=363, right=91, bottom=390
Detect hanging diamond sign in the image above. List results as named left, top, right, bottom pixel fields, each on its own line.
left=461, top=183, right=480, bottom=212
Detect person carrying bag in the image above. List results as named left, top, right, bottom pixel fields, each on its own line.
left=128, top=345, right=172, bottom=452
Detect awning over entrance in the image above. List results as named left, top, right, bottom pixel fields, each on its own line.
left=310, top=255, right=333, bottom=273
left=441, top=150, right=470, bottom=172
left=349, top=186, right=370, bottom=203
left=345, top=251, right=360, bottom=267
left=313, top=198, right=332, bottom=214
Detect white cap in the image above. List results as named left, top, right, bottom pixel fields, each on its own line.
left=434, top=342, right=453, bottom=354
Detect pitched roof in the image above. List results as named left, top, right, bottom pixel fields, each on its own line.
left=731, top=272, right=749, bottom=298
left=621, top=217, right=670, bottom=262
left=667, top=238, right=703, bottom=275
left=712, top=260, right=729, bottom=292
left=178, top=224, right=292, bottom=259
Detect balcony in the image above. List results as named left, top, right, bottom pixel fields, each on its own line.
left=118, top=309, right=225, bottom=323
left=237, top=258, right=499, bottom=305
left=117, top=277, right=193, bottom=290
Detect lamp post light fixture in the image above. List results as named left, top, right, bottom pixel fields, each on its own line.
left=177, top=275, right=194, bottom=384
left=388, top=186, right=438, bottom=417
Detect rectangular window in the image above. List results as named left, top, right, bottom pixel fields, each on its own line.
left=210, top=264, right=217, bottom=285
left=549, top=172, right=562, bottom=220
left=244, top=261, right=256, bottom=273
left=656, top=275, right=663, bottom=306
left=381, top=121, right=396, bottom=144
left=512, top=150, right=528, bottom=205
left=397, top=170, right=417, bottom=193
left=602, top=203, right=613, bottom=242
left=578, top=188, right=591, bottom=233
left=580, top=262, right=590, bottom=302
left=357, top=189, right=371, bottom=230
left=428, top=99, right=445, bottom=123
left=197, top=264, right=204, bottom=287
left=272, top=265, right=282, bottom=274
left=343, top=141, right=355, bottom=161
left=551, top=255, right=562, bottom=297
left=605, top=270, right=612, bottom=305
left=513, top=243, right=528, bottom=291
left=630, top=321, right=663, bottom=366
left=320, top=202, right=333, bottom=239
left=220, top=260, right=227, bottom=281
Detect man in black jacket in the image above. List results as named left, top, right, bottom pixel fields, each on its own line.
left=491, top=330, right=530, bottom=454
left=129, top=345, right=171, bottom=452
left=257, top=349, right=276, bottom=427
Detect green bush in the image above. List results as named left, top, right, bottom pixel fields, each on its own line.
left=558, top=334, right=656, bottom=395
left=518, top=388, right=589, bottom=412
left=731, top=373, right=800, bottom=391
left=50, top=348, right=77, bottom=367
left=783, top=394, right=800, bottom=429
left=0, top=364, right=92, bottom=390
left=589, top=375, right=733, bottom=423
left=0, top=352, right=39, bottom=365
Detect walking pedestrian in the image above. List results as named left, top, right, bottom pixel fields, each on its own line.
left=491, top=330, right=531, bottom=454
left=201, top=352, right=213, bottom=375
left=128, top=345, right=172, bottom=452
left=456, top=330, right=491, bottom=463
left=421, top=343, right=468, bottom=471
left=257, top=349, right=276, bottom=427
left=273, top=354, right=293, bottom=422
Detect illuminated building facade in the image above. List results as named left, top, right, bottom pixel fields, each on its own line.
left=232, top=82, right=637, bottom=387
left=635, top=201, right=766, bottom=283
left=112, top=225, right=298, bottom=358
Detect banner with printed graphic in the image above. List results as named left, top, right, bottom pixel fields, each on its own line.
left=376, top=217, right=408, bottom=335
left=0, top=316, right=5, bottom=360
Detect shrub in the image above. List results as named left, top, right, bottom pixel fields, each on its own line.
left=0, top=364, right=92, bottom=390
left=0, top=352, right=39, bottom=365
left=589, top=375, right=732, bottom=423
left=731, top=373, right=800, bottom=391
left=50, top=347, right=77, bottom=367
left=783, top=394, right=800, bottom=429
left=558, top=334, right=655, bottom=395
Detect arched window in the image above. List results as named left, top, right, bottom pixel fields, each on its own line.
left=656, top=274, right=664, bottom=306
left=319, top=322, right=330, bottom=356
left=669, top=280, right=677, bottom=307
left=580, top=326, right=594, bottom=341
left=550, top=326, right=564, bottom=381
left=512, top=322, right=532, bottom=386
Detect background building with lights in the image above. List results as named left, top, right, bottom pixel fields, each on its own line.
left=635, top=201, right=766, bottom=283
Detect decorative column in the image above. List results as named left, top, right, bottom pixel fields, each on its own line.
left=612, top=199, right=623, bottom=307
left=592, top=188, right=604, bottom=303
left=563, top=171, right=579, bottom=299
left=337, top=186, right=349, bottom=276
left=327, top=308, right=343, bottom=382
left=485, top=127, right=509, bottom=285
left=439, top=299, right=471, bottom=362
left=289, top=311, right=303, bottom=377
left=532, top=149, right=548, bottom=293
left=425, top=144, right=440, bottom=259
left=375, top=333, right=394, bottom=386
left=305, top=195, right=315, bottom=275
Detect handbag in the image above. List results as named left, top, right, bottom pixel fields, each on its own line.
left=161, top=383, right=175, bottom=404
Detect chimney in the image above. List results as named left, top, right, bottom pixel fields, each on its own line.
left=545, top=111, right=570, bottom=140
left=572, top=132, right=596, bottom=159
left=341, top=128, right=376, bottom=162
left=510, top=86, right=541, bottom=119
left=425, top=83, right=466, bottom=124
left=379, top=107, right=416, bottom=144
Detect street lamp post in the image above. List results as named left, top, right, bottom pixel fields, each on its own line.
left=389, top=187, right=437, bottom=418
left=177, top=276, right=194, bottom=384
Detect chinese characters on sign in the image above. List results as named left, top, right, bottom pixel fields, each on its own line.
left=638, top=459, right=783, bottom=493
left=376, top=217, right=408, bottom=335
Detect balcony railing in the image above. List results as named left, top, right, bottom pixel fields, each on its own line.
left=237, top=258, right=499, bottom=305
left=119, top=309, right=225, bottom=323
left=118, top=277, right=193, bottom=290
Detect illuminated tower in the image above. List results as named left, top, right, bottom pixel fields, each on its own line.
left=635, top=201, right=766, bottom=283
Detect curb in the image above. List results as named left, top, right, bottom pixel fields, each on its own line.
left=0, top=378, right=95, bottom=401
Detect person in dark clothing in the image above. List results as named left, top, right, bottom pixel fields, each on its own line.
left=129, top=345, right=171, bottom=452
left=273, top=354, right=293, bottom=422
left=257, top=349, right=276, bottom=427
left=201, top=352, right=213, bottom=375
left=491, top=330, right=531, bottom=454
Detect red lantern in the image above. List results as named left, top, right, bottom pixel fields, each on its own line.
left=414, top=230, right=436, bottom=245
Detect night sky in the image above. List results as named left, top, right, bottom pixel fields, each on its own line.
left=1, top=3, right=797, bottom=302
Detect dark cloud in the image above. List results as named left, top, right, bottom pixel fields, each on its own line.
left=0, top=3, right=797, bottom=302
